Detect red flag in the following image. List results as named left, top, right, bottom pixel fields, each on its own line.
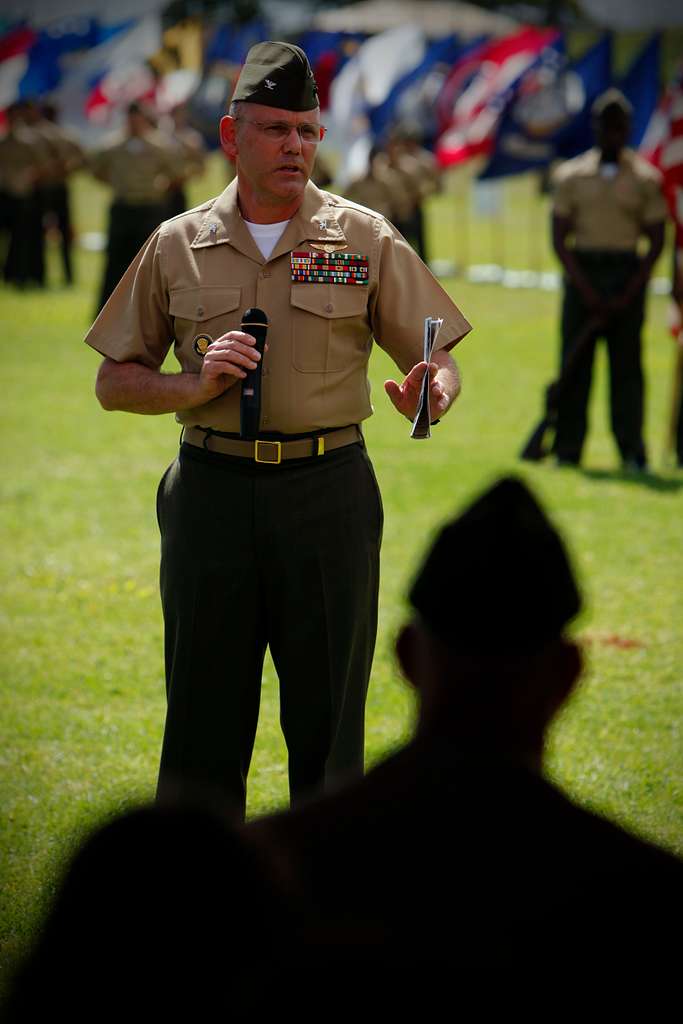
left=643, top=69, right=683, bottom=338
left=0, top=25, right=37, bottom=63
left=435, top=26, right=560, bottom=169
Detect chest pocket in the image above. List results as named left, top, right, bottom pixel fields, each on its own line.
left=169, top=286, right=242, bottom=361
left=290, top=283, right=370, bottom=373
left=614, top=178, right=644, bottom=218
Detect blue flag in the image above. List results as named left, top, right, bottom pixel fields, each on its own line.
left=619, top=34, right=661, bottom=147
left=296, top=30, right=366, bottom=69
left=480, top=34, right=612, bottom=179
left=368, top=35, right=469, bottom=145
left=17, top=18, right=129, bottom=98
left=205, top=18, right=269, bottom=64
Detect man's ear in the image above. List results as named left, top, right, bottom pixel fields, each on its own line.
left=219, top=115, right=238, bottom=160
left=395, top=622, right=421, bottom=692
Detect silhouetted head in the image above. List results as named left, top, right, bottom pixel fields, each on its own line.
left=4, top=801, right=292, bottom=1021
left=396, top=477, right=583, bottom=767
left=592, top=88, right=632, bottom=160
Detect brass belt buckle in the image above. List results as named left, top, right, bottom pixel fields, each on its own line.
left=255, top=440, right=282, bottom=464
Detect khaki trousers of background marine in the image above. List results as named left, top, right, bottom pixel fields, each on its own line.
left=155, top=439, right=383, bottom=817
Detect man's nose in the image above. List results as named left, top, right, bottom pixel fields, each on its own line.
left=283, top=125, right=303, bottom=153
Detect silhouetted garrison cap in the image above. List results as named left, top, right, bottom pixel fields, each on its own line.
left=233, top=41, right=319, bottom=111
left=409, top=477, right=581, bottom=655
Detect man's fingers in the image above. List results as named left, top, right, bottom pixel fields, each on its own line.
left=206, top=342, right=260, bottom=369
left=214, top=331, right=257, bottom=347
left=384, top=379, right=402, bottom=407
left=204, top=362, right=246, bottom=380
left=404, top=361, right=429, bottom=389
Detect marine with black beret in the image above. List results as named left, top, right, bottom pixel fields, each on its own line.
left=85, top=41, right=472, bottom=816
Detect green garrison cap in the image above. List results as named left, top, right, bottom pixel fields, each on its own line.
left=409, top=477, right=581, bottom=656
left=233, top=41, right=319, bottom=111
left=591, top=87, right=633, bottom=120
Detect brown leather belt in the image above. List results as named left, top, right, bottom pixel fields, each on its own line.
left=182, top=424, right=362, bottom=464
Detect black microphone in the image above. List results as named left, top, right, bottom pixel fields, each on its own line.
left=239, top=307, right=269, bottom=440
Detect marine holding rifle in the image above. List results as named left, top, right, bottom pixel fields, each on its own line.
left=85, top=42, right=471, bottom=818
left=550, top=88, right=667, bottom=471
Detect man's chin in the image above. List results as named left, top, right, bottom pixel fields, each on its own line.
left=270, top=178, right=306, bottom=202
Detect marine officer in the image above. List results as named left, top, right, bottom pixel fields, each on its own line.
left=85, top=42, right=471, bottom=817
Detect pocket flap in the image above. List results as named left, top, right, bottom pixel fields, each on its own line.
left=169, top=286, right=241, bottom=322
left=290, top=284, right=368, bottom=320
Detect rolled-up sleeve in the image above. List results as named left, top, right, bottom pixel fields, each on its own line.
left=369, top=222, right=472, bottom=373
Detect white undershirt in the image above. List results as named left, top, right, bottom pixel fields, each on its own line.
left=244, top=218, right=290, bottom=260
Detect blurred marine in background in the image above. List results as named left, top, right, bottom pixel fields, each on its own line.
left=89, top=100, right=184, bottom=313
left=550, top=89, right=667, bottom=471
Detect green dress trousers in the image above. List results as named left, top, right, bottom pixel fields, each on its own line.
left=155, top=438, right=383, bottom=817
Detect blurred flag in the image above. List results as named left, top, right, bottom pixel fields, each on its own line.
left=641, top=62, right=681, bottom=168
left=329, top=24, right=427, bottom=185
left=205, top=17, right=269, bottom=65
left=368, top=34, right=466, bottom=144
left=643, top=67, right=683, bottom=336
left=619, top=35, right=661, bottom=148
left=641, top=64, right=683, bottom=231
left=552, top=33, right=611, bottom=159
left=0, top=24, right=37, bottom=63
left=16, top=18, right=103, bottom=98
left=435, top=26, right=561, bottom=169
left=0, top=25, right=37, bottom=120
left=0, top=18, right=137, bottom=128
left=479, top=34, right=612, bottom=180
left=51, top=14, right=162, bottom=143
left=296, top=31, right=366, bottom=110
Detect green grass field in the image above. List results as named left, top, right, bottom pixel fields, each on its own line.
left=1, top=155, right=682, bottom=983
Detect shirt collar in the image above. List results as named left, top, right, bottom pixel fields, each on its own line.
left=191, top=179, right=347, bottom=260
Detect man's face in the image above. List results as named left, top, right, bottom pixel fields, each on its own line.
left=127, top=110, right=149, bottom=137
left=595, top=108, right=630, bottom=156
left=220, top=102, right=321, bottom=209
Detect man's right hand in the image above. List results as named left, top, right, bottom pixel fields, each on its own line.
left=198, top=331, right=262, bottom=401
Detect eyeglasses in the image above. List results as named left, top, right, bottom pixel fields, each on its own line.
left=235, top=119, right=326, bottom=144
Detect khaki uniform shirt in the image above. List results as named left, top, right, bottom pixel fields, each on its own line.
left=88, top=131, right=182, bottom=205
left=85, top=180, right=471, bottom=434
left=36, top=120, right=84, bottom=182
left=551, top=147, right=667, bottom=252
left=0, top=126, right=47, bottom=196
left=166, top=125, right=206, bottom=181
left=345, top=168, right=402, bottom=222
left=409, top=146, right=441, bottom=200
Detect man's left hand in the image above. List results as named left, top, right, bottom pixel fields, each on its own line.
left=384, top=360, right=451, bottom=422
